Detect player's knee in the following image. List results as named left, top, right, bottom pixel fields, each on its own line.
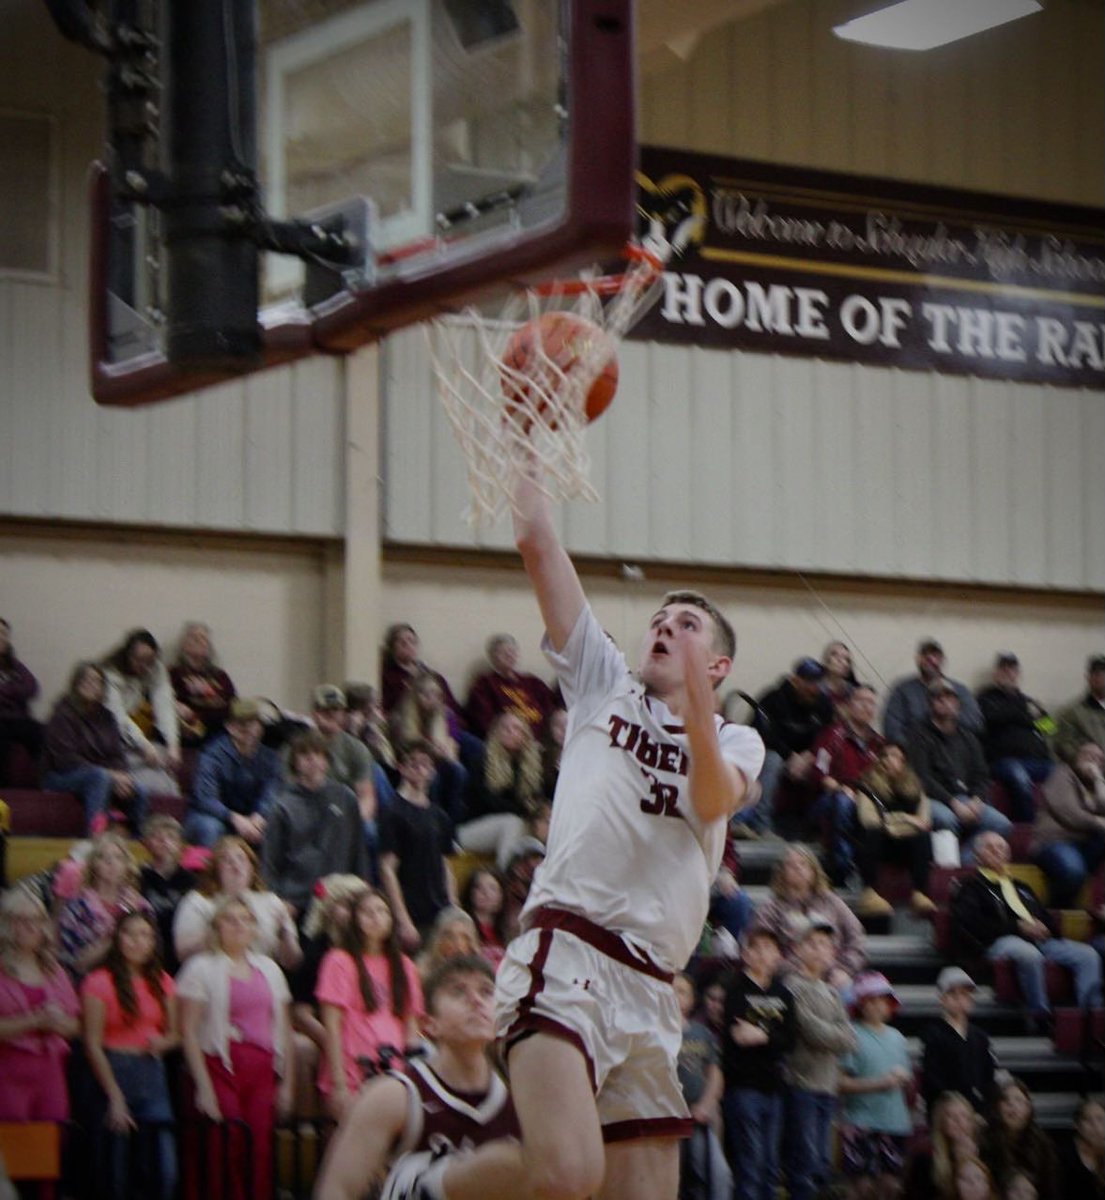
left=528, top=1146, right=604, bottom=1200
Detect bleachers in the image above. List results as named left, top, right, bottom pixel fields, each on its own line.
left=735, top=834, right=1104, bottom=1137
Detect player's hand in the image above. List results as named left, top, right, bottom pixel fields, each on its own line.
left=670, top=630, right=712, bottom=690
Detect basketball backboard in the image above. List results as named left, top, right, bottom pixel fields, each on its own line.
left=81, top=0, right=636, bottom=405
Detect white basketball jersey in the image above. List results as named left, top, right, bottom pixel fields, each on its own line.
left=521, top=606, right=765, bottom=973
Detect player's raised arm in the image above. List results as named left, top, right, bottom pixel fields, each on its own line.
left=679, top=636, right=748, bottom=825
left=313, top=1075, right=409, bottom=1200
left=512, top=463, right=586, bottom=653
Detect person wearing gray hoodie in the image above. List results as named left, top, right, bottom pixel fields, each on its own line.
left=782, top=914, right=857, bottom=1200
left=261, top=730, right=369, bottom=919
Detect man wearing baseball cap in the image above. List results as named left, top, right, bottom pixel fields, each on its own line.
left=908, top=677, right=1013, bottom=851
left=977, top=653, right=1055, bottom=821
left=748, top=657, right=834, bottom=838
left=1055, top=654, right=1105, bottom=765
left=883, top=638, right=984, bottom=747
left=187, top=696, right=283, bottom=847
left=919, top=967, right=998, bottom=1115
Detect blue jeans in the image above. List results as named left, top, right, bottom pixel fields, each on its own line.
left=991, top=757, right=1053, bottom=821
left=682, top=1123, right=733, bottom=1200
left=986, top=935, right=1104, bottom=1012
left=1036, top=835, right=1105, bottom=908
left=185, top=809, right=234, bottom=847
left=43, top=765, right=149, bottom=835
left=928, top=797, right=1013, bottom=863
left=783, top=1088, right=837, bottom=1200
left=100, top=1052, right=176, bottom=1200
left=710, top=888, right=756, bottom=944
left=810, top=791, right=856, bottom=883
left=723, top=1088, right=783, bottom=1200
left=746, top=750, right=784, bottom=833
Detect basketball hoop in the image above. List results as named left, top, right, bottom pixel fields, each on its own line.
left=427, top=236, right=671, bottom=526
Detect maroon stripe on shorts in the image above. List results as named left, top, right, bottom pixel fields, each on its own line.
left=602, top=1117, right=696, bottom=1144
left=503, top=1013, right=597, bottom=1093
left=527, top=906, right=674, bottom=983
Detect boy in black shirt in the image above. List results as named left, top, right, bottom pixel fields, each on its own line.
left=920, top=966, right=999, bottom=1116
left=379, top=739, right=456, bottom=951
left=138, top=813, right=195, bottom=973
left=722, top=927, right=797, bottom=1200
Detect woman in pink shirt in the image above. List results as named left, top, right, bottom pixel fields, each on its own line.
left=0, top=887, right=80, bottom=1120
left=316, top=888, right=424, bottom=1120
left=82, top=911, right=178, bottom=1198
left=178, top=896, right=293, bottom=1200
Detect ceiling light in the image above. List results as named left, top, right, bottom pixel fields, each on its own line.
left=833, top=0, right=1042, bottom=51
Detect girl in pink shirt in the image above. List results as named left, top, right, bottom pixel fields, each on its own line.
left=82, top=911, right=178, bottom=1199
left=316, top=888, right=424, bottom=1120
left=0, top=887, right=80, bottom=1121
left=178, top=896, right=292, bottom=1200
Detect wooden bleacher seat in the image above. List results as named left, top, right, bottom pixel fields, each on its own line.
left=0, top=1121, right=60, bottom=1198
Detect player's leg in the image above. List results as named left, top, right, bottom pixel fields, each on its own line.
left=597, top=1138, right=680, bottom=1200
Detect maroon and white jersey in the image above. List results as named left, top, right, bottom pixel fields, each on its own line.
left=390, top=1057, right=519, bottom=1159
left=520, top=606, right=765, bottom=973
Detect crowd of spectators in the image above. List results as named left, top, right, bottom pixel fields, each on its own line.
left=0, top=617, right=1103, bottom=1199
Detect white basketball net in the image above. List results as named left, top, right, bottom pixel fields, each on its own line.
left=428, top=237, right=670, bottom=526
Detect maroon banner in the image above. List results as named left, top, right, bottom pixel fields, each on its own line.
left=630, top=147, right=1105, bottom=389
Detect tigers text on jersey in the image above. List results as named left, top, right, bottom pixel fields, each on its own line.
left=389, top=1056, right=519, bottom=1160
left=520, top=605, right=765, bottom=973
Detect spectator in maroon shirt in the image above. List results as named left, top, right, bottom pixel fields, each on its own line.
left=380, top=623, right=463, bottom=722
left=464, top=634, right=557, bottom=739
left=42, top=662, right=150, bottom=836
left=811, top=684, right=886, bottom=886
left=0, top=617, right=41, bottom=785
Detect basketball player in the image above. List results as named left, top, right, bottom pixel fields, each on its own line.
left=379, top=465, right=764, bottom=1200
left=314, top=955, right=517, bottom=1200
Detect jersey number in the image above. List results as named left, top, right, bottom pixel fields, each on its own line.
left=639, top=771, right=680, bottom=818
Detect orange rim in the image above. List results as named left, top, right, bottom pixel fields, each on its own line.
left=528, top=241, right=665, bottom=298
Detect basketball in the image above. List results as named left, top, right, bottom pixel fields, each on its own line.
left=500, top=312, right=619, bottom=427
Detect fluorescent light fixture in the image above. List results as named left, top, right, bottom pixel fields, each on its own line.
left=833, top=0, right=1042, bottom=51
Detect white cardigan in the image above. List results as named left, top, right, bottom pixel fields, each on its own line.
left=173, top=889, right=296, bottom=966
left=103, top=660, right=180, bottom=755
left=176, top=949, right=291, bottom=1075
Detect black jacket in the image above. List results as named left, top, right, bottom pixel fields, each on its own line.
left=919, top=1017, right=998, bottom=1115
left=977, top=685, right=1052, bottom=762
left=950, top=870, right=1056, bottom=957
left=907, top=720, right=990, bottom=804
left=754, top=678, right=834, bottom=758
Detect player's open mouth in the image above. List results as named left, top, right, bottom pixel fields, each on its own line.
left=651, top=641, right=668, bottom=656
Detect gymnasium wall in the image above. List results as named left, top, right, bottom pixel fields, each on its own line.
left=379, top=559, right=1103, bottom=722
left=0, top=0, right=345, bottom=537
left=0, top=0, right=1101, bottom=702
left=0, top=526, right=339, bottom=718
left=382, top=0, right=1105, bottom=588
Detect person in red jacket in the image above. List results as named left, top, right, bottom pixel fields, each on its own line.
left=810, top=684, right=885, bottom=886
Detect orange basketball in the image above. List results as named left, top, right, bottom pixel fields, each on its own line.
left=500, top=311, right=618, bottom=427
